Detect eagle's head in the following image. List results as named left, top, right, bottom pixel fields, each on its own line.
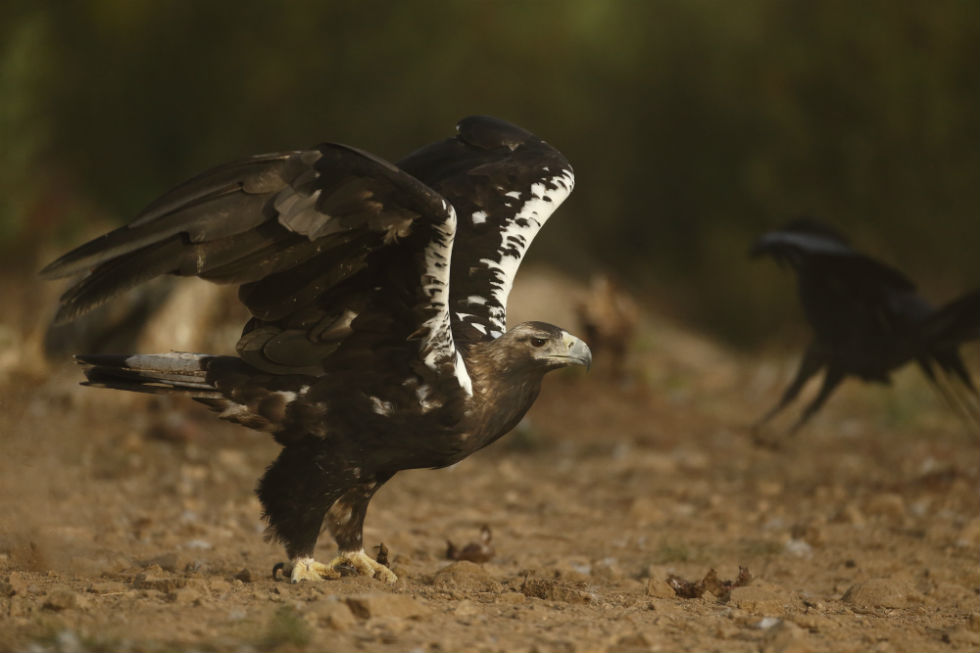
left=484, top=321, right=592, bottom=375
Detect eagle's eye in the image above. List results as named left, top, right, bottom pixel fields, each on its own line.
left=530, top=336, right=547, bottom=347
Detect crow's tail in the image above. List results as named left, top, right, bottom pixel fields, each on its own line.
left=916, top=289, right=980, bottom=426
left=921, top=289, right=980, bottom=352
left=77, top=352, right=226, bottom=399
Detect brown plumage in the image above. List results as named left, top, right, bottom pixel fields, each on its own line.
left=42, top=116, right=590, bottom=583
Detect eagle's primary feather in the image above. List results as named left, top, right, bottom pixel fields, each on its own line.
left=42, top=116, right=591, bottom=583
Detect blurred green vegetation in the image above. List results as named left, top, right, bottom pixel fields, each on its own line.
left=2, top=1, right=977, bottom=346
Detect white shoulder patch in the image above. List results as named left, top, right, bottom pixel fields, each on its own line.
left=481, top=168, right=575, bottom=335
left=418, top=206, right=473, bottom=395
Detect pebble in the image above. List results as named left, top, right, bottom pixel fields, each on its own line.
left=730, top=582, right=796, bottom=615
left=756, top=617, right=781, bottom=629
left=432, top=561, right=501, bottom=593
left=955, top=517, right=980, bottom=549
left=644, top=576, right=676, bottom=599
left=208, top=578, right=232, bottom=594
left=842, top=577, right=919, bottom=610
left=783, top=538, right=813, bottom=558
left=170, top=585, right=206, bottom=605
left=43, top=588, right=88, bottom=611
left=520, top=577, right=592, bottom=603
left=761, top=620, right=815, bottom=653
left=139, top=552, right=179, bottom=572
left=133, top=571, right=185, bottom=593
left=312, top=598, right=357, bottom=631
left=7, top=571, right=35, bottom=595
left=628, top=497, right=666, bottom=524
left=864, top=493, right=906, bottom=523
left=346, top=593, right=431, bottom=620
left=496, top=591, right=526, bottom=604
left=87, top=581, right=128, bottom=594
left=835, top=504, right=866, bottom=526
left=930, top=582, right=977, bottom=610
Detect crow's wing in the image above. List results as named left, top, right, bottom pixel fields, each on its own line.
left=398, top=116, right=575, bottom=341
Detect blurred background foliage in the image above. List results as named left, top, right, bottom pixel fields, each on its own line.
left=1, top=0, right=977, bottom=346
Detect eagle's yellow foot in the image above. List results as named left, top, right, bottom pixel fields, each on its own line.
left=326, top=549, right=397, bottom=584
left=273, top=556, right=341, bottom=583
left=272, top=549, right=396, bottom=584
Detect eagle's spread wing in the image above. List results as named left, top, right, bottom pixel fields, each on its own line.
left=398, top=116, right=575, bottom=341
left=41, top=142, right=471, bottom=396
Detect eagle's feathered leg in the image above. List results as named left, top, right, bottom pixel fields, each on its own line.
left=321, top=475, right=396, bottom=583
left=258, top=439, right=396, bottom=583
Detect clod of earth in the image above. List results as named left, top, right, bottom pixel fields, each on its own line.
left=666, top=566, right=752, bottom=602
left=446, top=525, right=495, bottom=563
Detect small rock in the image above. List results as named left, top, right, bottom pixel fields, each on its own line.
left=496, top=591, right=526, bottom=604
left=955, top=517, right=980, bottom=549
left=614, top=631, right=654, bottom=653
left=756, top=480, right=783, bottom=497
left=968, top=611, right=980, bottom=633
left=209, top=578, right=232, bottom=594
left=790, top=521, right=826, bottom=546
left=0, top=580, right=14, bottom=597
left=43, top=588, right=86, bottom=611
left=520, top=577, right=592, bottom=603
left=730, top=582, right=795, bottom=614
left=184, top=559, right=210, bottom=575
left=140, top=552, right=179, bottom=572
left=645, top=576, right=676, bottom=599
left=843, top=577, right=919, bottom=610
left=864, top=493, right=906, bottom=523
left=757, top=617, right=781, bottom=629
left=628, top=497, right=665, bottom=524
left=133, top=572, right=185, bottom=593
left=7, top=571, right=35, bottom=595
left=432, top=561, right=501, bottom=593
left=313, top=599, right=357, bottom=631
left=784, top=538, right=813, bottom=558
left=453, top=599, right=480, bottom=616
left=87, top=581, right=128, bottom=594
left=170, top=585, right=206, bottom=605
left=761, top=620, right=815, bottom=653
left=835, top=504, right=866, bottom=526
left=346, top=593, right=430, bottom=620
left=233, top=568, right=252, bottom=583
left=591, top=557, right=623, bottom=581
left=930, top=582, right=977, bottom=611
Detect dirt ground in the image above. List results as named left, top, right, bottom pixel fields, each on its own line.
left=0, top=267, right=978, bottom=653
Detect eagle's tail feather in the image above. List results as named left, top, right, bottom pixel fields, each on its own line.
left=77, top=352, right=225, bottom=399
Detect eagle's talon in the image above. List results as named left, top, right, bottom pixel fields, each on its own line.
left=326, top=549, right=398, bottom=584
left=274, top=551, right=396, bottom=584
left=272, top=561, right=288, bottom=580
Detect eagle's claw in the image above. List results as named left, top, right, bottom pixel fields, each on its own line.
left=272, top=550, right=397, bottom=584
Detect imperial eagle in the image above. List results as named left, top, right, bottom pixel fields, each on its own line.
left=42, top=116, right=591, bottom=583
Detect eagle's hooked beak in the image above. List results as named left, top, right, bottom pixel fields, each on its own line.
left=561, top=332, right=592, bottom=371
